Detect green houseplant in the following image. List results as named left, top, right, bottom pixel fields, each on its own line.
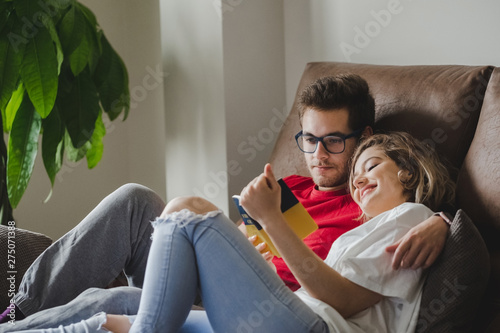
left=0, top=0, right=130, bottom=225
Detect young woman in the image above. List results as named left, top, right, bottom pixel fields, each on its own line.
left=14, top=132, right=455, bottom=333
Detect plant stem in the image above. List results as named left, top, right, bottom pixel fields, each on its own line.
left=0, top=119, right=14, bottom=225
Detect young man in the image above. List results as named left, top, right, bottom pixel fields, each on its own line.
left=0, top=74, right=451, bottom=330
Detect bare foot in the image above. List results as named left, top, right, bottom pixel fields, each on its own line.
left=102, top=314, right=132, bottom=333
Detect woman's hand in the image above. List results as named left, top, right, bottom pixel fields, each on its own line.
left=238, top=219, right=277, bottom=271
left=239, top=164, right=282, bottom=229
left=249, top=235, right=276, bottom=272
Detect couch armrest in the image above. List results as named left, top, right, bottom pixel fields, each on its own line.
left=0, top=225, right=52, bottom=310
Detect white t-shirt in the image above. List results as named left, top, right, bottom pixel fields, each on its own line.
left=294, top=202, right=433, bottom=333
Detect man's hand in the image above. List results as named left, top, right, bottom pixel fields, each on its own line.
left=386, top=215, right=449, bottom=270
left=239, top=163, right=282, bottom=227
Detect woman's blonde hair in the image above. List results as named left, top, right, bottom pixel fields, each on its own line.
left=348, top=132, right=456, bottom=216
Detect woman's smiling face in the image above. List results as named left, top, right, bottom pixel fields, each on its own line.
left=351, top=146, right=408, bottom=219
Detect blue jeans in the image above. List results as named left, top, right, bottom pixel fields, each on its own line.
left=129, top=209, right=328, bottom=332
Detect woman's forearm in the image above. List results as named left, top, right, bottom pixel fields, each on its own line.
left=262, top=213, right=382, bottom=318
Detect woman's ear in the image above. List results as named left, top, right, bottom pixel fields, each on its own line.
left=398, top=169, right=415, bottom=202
left=397, top=169, right=412, bottom=184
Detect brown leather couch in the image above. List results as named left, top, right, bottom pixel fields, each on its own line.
left=269, top=62, right=500, bottom=332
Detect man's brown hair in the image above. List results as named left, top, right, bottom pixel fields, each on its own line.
left=298, top=74, right=375, bottom=131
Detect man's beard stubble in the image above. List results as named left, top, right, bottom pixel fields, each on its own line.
left=310, top=163, right=349, bottom=189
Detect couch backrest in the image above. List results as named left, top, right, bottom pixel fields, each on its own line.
left=269, top=62, right=500, bottom=331
left=270, top=62, right=493, bottom=177
left=456, top=67, right=500, bottom=332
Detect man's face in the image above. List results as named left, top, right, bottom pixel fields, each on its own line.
left=301, top=108, right=359, bottom=191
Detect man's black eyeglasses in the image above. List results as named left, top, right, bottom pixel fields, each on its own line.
left=295, top=129, right=363, bottom=154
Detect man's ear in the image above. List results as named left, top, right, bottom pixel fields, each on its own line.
left=361, top=126, right=373, bottom=139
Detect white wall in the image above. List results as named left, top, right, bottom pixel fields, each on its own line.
left=222, top=0, right=287, bottom=219
left=159, top=0, right=227, bottom=211
left=160, top=0, right=287, bottom=220
left=284, top=0, right=500, bottom=109
left=14, top=0, right=167, bottom=240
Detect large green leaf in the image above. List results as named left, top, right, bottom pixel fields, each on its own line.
left=86, top=28, right=100, bottom=74
left=67, top=6, right=96, bottom=77
left=69, top=29, right=90, bottom=76
left=76, top=2, right=101, bottom=73
left=0, top=14, right=25, bottom=112
left=86, top=111, right=106, bottom=169
left=76, top=2, right=97, bottom=29
left=20, top=25, right=58, bottom=118
left=59, top=70, right=99, bottom=148
left=42, top=106, right=64, bottom=186
left=4, top=83, right=24, bottom=132
left=58, top=4, right=85, bottom=56
left=94, top=34, right=130, bottom=121
left=64, top=130, right=90, bottom=162
left=61, top=4, right=99, bottom=77
left=69, top=5, right=100, bottom=76
left=14, top=0, right=63, bottom=75
left=44, top=16, right=64, bottom=74
left=7, top=93, right=41, bottom=208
